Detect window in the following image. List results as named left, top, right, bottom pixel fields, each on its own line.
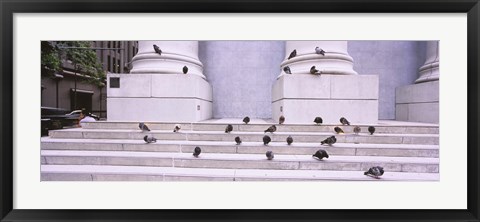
left=110, top=77, right=120, bottom=88
left=113, top=59, right=116, bottom=73
left=107, top=56, right=111, bottom=72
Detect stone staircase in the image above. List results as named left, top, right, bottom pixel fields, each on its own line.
left=40, top=120, right=439, bottom=181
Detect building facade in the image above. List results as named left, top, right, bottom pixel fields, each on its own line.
left=107, top=40, right=439, bottom=124
left=41, top=41, right=138, bottom=118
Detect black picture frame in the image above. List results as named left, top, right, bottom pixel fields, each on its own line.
left=1, top=0, right=479, bottom=221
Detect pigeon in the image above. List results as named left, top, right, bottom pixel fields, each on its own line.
left=310, top=66, right=319, bottom=74
left=364, top=166, right=385, bottom=179
left=286, top=135, right=293, bottom=145
left=334, top=126, right=344, bottom=134
left=368, top=126, right=376, bottom=135
left=225, top=124, right=233, bottom=133
left=283, top=66, right=292, bottom=74
left=287, top=49, right=297, bottom=60
left=263, top=135, right=271, bottom=145
left=264, top=125, right=277, bottom=133
left=340, top=117, right=350, bottom=125
left=235, top=136, right=242, bottom=145
left=312, top=149, right=329, bottom=160
left=143, top=135, right=157, bottom=144
left=173, top=124, right=181, bottom=133
left=193, top=146, right=201, bottom=157
left=243, top=116, right=250, bottom=124
left=139, top=122, right=150, bottom=132
left=153, top=44, right=162, bottom=55
left=313, top=117, right=323, bottom=124
left=353, top=126, right=361, bottom=135
left=266, top=151, right=274, bottom=160
left=321, top=136, right=337, bottom=146
left=279, top=115, right=285, bottom=124
left=315, top=47, right=325, bottom=56
left=183, top=66, right=188, bottom=74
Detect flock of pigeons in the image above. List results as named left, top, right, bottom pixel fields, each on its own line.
left=137, top=115, right=384, bottom=179
left=146, top=44, right=385, bottom=178
left=153, top=44, right=188, bottom=74
left=283, top=47, right=327, bottom=75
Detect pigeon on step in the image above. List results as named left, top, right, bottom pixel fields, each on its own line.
left=312, top=149, right=329, bottom=160
left=264, top=125, right=277, bottom=133
left=314, top=117, right=323, bottom=124
left=283, top=66, right=292, bottom=74
left=143, top=135, right=157, bottom=143
left=183, top=66, right=188, bottom=74
left=334, top=126, right=344, bottom=134
left=288, top=49, right=297, bottom=60
left=139, top=123, right=151, bottom=132
left=353, top=126, right=361, bottom=135
left=173, top=124, right=181, bottom=133
left=279, top=115, right=285, bottom=124
left=193, top=146, right=201, bottom=157
left=286, top=135, right=293, bottom=145
left=315, top=47, right=325, bottom=56
left=368, top=126, right=376, bottom=135
left=310, top=66, right=319, bottom=74
left=235, top=136, right=242, bottom=145
left=364, top=166, right=384, bottom=179
left=225, top=124, right=233, bottom=133
left=321, top=136, right=337, bottom=146
left=243, top=116, right=250, bottom=124
left=266, top=151, right=274, bottom=160
left=153, top=44, right=162, bottom=55
left=263, top=135, right=271, bottom=145
left=340, top=117, right=350, bottom=125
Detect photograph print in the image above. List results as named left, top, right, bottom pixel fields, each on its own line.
left=40, top=40, right=439, bottom=182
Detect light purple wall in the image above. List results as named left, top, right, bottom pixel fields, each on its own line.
left=349, top=41, right=427, bottom=119
left=200, top=41, right=428, bottom=120
left=199, top=41, right=285, bottom=119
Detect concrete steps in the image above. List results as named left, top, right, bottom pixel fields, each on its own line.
left=41, top=138, right=439, bottom=158
left=82, top=122, right=439, bottom=134
left=41, top=120, right=439, bottom=181
left=41, top=150, right=439, bottom=173
left=48, top=129, right=439, bottom=145
left=41, top=165, right=440, bottom=181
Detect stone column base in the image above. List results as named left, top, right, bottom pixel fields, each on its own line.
left=272, top=74, right=379, bottom=124
left=107, top=74, right=212, bottom=122
left=395, top=80, right=439, bottom=124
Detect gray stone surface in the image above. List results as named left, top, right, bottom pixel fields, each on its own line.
left=199, top=41, right=285, bottom=119
left=197, top=41, right=428, bottom=120
left=40, top=165, right=439, bottom=181
left=348, top=41, right=428, bottom=120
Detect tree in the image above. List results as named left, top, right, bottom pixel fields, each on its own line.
left=41, top=41, right=106, bottom=86
left=41, top=41, right=62, bottom=77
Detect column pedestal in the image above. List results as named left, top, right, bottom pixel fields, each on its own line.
left=107, top=41, right=213, bottom=122
left=395, top=81, right=439, bottom=123
left=272, top=41, right=379, bottom=124
left=395, top=41, right=439, bottom=124
left=272, top=74, right=378, bottom=124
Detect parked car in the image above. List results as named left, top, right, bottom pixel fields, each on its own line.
left=41, top=107, right=70, bottom=136
left=65, top=110, right=100, bottom=120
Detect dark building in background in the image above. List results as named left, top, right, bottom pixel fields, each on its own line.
left=41, top=41, right=138, bottom=119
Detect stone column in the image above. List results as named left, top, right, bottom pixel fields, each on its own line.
left=130, top=41, right=206, bottom=79
left=107, top=41, right=213, bottom=122
left=272, top=41, right=378, bottom=124
left=395, top=41, right=439, bottom=123
left=280, top=41, right=357, bottom=77
left=415, top=41, right=439, bottom=83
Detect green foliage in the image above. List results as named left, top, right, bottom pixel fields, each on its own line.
left=41, top=41, right=106, bottom=86
left=41, top=41, right=62, bottom=77
left=57, top=41, right=106, bottom=87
